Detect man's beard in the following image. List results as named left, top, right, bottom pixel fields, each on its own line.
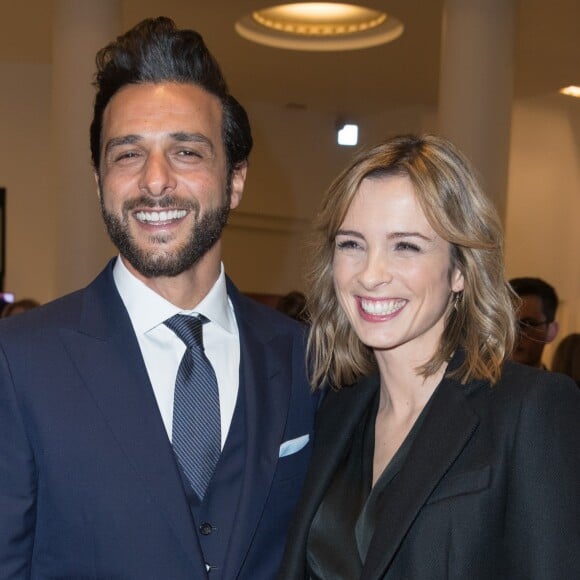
left=100, top=192, right=230, bottom=278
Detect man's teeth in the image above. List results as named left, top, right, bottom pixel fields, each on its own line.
left=135, top=209, right=187, bottom=223
left=360, top=298, right=406, bottom=316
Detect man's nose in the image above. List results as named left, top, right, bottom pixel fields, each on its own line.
left=138, top=152, right=176, bottom=196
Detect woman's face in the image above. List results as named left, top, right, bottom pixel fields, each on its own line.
left=332, top=174, right=464, bottom=358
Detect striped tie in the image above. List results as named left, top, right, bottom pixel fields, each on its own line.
left=164, top=314, right=221, bottom=500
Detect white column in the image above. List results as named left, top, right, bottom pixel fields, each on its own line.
left=51, top=0, right=120, bottom=296
left=438, top=0, right=516, bottom=222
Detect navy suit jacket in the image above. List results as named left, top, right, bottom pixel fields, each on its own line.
left=278, top=356, right=580, bottom=579
left=0, top=260, right=317, bottom=579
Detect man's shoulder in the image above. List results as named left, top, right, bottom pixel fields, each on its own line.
left=0, top=288, right=84, bottom=335
left=0, top=263, right=117, bottom=342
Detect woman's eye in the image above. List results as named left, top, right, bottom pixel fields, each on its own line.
left=395, top=241, right=421, bottom=252
left=336, top=239, right=361, bottom=250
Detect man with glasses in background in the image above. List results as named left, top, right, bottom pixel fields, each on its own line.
left=510, top=277, right=560, bottom=369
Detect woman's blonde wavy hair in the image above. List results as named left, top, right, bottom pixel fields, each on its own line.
left=306, top=134, right=516, bottom=389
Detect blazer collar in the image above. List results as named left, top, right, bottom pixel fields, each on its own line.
left=362, top=364, right=482, bottom=579
left=283, top=350, right=484, bottom=580
left=61, top=260, right=208, bottom=576
left=220, top=280, right=299, bottom=578
left=278, top=374, right=380, bottom=576
left=315, top=374, right=380, bottom=492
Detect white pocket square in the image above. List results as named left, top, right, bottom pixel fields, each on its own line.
left=279, top=434, right=310, bottom=458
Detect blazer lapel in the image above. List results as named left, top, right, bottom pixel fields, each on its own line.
left=59, top=264, right=207, bottom=577
left=307, top=375, right=380, bottom=516
left=362, top=376, right=481, bottom=580
left=221, top=284, right=296, bottom=578
left=279, top=375, right=380, bottom=576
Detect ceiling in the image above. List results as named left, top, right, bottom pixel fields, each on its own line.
left=1, top=0, right=579, bottom=117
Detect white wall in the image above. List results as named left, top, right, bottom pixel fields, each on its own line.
left=0, top=63, right=56, bottom=303
left=505, top=95, right=580, bottom=364
left=223, top=101, right=437, bottom=293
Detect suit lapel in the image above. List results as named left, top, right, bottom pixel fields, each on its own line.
left=221, top=284, right=295, bottom=578
left=362, top=376, right=480, bottom=580
left=280, top=375, right=380, bottom=575
left=60, top=263, right=207, bottom=577
left=306, top=375, right=380, bottom=516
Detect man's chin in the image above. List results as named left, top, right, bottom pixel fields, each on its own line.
left=121, top=249, right=194, bottom=279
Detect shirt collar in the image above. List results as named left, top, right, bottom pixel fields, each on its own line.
left=112, top=256, right=236, bottom=335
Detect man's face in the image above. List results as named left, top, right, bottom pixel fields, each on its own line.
left=97, top=82, right=246, bottom=280
left=512, top=294, right=558, bottom=367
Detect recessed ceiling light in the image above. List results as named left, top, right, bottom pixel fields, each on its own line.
left=559, top=85, right=580, bottom=98
left=235, top=2, right=404, bottom=51
left=337, top=123, right=358, bottom=146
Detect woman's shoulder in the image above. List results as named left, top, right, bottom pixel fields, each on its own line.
left=499, top=360, right=578, bottom=395
left=458, top=360, right=580, bottom=427
left=485, top=360, right=580, bottom=423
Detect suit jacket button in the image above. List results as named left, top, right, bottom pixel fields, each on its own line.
left=200, top=522, right=214, bottom=535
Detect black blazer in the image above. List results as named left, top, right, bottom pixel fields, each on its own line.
left=278, top=357, right=580, bottom=579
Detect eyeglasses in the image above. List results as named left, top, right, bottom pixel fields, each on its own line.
left=517, top=318, right=551, bottom=334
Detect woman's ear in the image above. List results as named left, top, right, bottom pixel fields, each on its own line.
left=451, top=267, right=465, bottom=293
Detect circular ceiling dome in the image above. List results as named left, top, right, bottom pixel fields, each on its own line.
left=235, top=2, right=404, bottom=51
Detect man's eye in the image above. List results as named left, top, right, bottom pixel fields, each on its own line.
left=114, top=151, right=139, bottom=162
left=177, top=149, right=202, bottom=158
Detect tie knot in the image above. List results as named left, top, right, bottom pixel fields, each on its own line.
left=164, top=314, right=207, bottom=350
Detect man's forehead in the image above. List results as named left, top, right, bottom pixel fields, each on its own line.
left=101, top=81, right=225, bottom=152
left=103, top=82, right=222, bottom=124
left=518, top=294, right=545, bottom=318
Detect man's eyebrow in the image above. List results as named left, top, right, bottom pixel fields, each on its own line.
left=104, top=134, right=141, bottom=156
left=103, top=132, right=216, bottom=157
left=170, top=132, right=215, bottom=152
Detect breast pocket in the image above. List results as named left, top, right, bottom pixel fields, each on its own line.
left=273, top=439, right=312, bottom=484
left=426, top=465, right=491, bottom=505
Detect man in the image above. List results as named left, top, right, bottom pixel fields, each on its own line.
left=509, top=276, right=560, bottom=369
left=0, top=17, right=316, bottom=579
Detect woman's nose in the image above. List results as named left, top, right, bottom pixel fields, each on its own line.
left=358, top=249, right=393, bottom=289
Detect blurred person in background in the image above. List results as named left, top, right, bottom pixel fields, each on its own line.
left=277, top=291, right=308, bottom=323
left=552, top=333, right=580, bottom=387
left=509, top=277, right=559, bottom=369
left=1, top=298, right=40, bottom=318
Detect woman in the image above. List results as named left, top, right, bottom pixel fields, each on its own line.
left=278, top=134, right=580, bottom=579
left=552, top=333, right=580, bottom=387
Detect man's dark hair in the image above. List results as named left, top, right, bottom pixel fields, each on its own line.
left=90, top=16, right=252, bottom=175
left=509, top=277, right=559, bottom=322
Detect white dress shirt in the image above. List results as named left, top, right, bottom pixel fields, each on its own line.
left=113, top=256, right=240, bottom=448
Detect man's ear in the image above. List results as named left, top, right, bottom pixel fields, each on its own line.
left=229, top=163, right=247, bottom=210
left=94, top=172, right=102, bottom=199
left=546, top=320, right=559, bottom=344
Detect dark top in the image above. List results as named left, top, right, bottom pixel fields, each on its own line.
left=307, top=389, right=432, bottom=579
left=277, top=355, right=580, bottom=579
